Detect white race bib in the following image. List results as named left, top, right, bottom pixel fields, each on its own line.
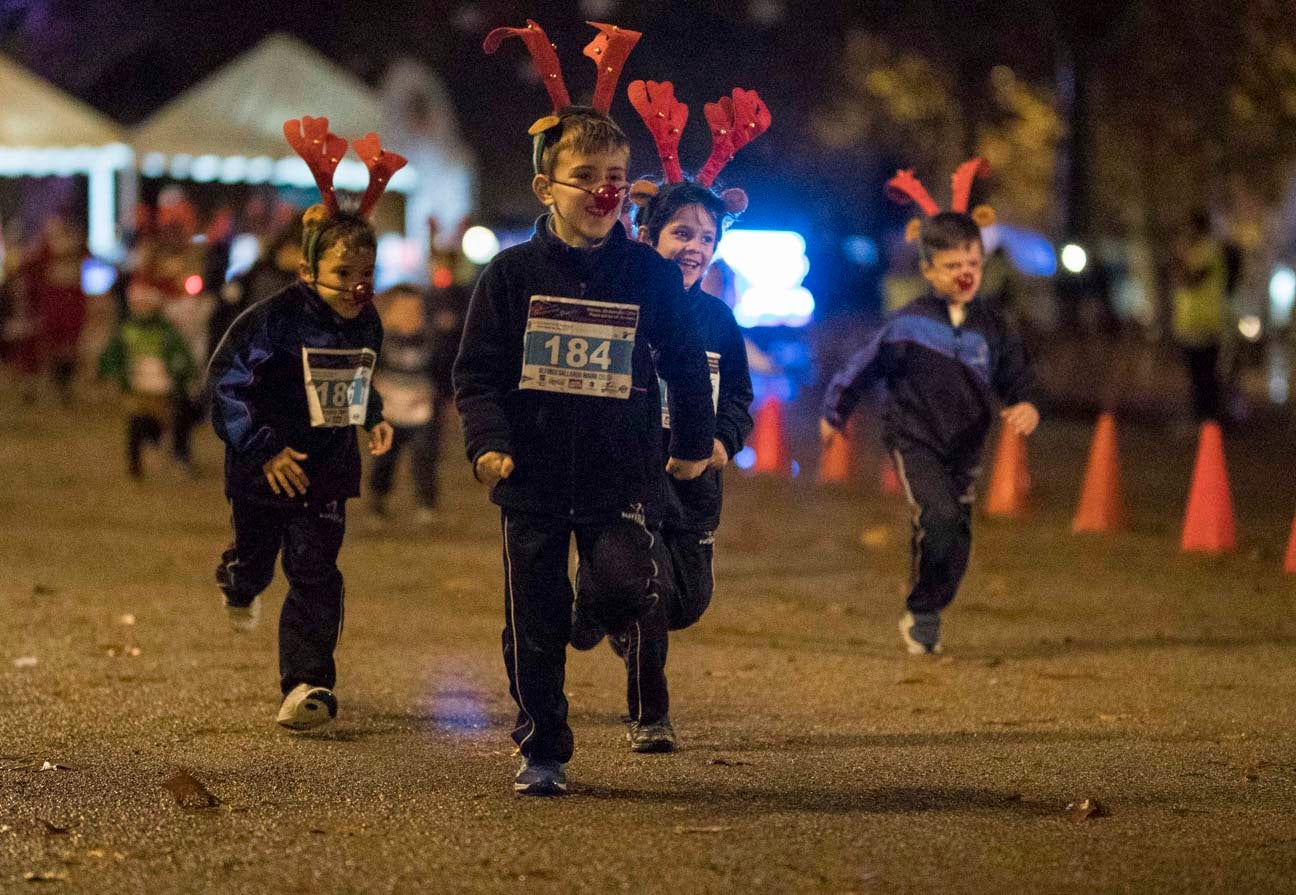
left=519, top=296, right=639, bottom=399
left=660, top=351, right=721, bottom=430
left=302, top=347, right=377, bottom=427
left=375, top=372, right=434, bottom=427
left=129, top=356, right=173, bottom=396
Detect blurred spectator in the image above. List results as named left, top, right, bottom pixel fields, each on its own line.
left=97, top=277, right=196, bottom=479
left=1171, top=209, right=1228, bottom=422
left=209, top=218, right=303, bottom=352
left=22, top=215, right=89, bottom=405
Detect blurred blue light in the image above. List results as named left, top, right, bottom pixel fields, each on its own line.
left=987, top=224, right=1057, bottom=277
left=790, top=460, right=801, bottom=478
left=224, top=233, right=261, bottom=281
left=716, top=230, right=815, bottom=328
left=843, top=235, right=880, bottom=267
left=81, top=258, right=118, bottom=296
left=734, top=447, right=757, bottom=470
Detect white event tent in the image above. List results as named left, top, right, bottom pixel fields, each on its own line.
left=130, top=34, right=421, bottom=231
left=0, top=54, right=132, bottom=258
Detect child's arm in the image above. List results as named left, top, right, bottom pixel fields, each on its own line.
left=821, top=325, right=889, bottom=434
left=645, top=270, right=715, bottom=480
left=452, top=263, right=515, bottom=482
left=712, top=307, right=754, bottom=468
left=205, top=312, right=284, bottom=465
left=992, top=313, right=1044, bottom=436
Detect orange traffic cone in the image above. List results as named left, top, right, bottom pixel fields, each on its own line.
left=1180, top=421, right=1236, bottom=553
left=818, top=428, right=852, bottom=484
left=880, top=457, right=902, bottom=497
left=1284, top=514, right=1296, bottom=574
left=1072, top=412, right=1124, bottom=533
left=750, top=396, right=789, bottom=475
left=984, top=426, right=1030, bottom=518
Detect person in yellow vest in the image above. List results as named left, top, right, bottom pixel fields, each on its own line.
left=1171, top=209, right=1228, bottom=422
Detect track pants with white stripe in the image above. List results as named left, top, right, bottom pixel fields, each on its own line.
left=608, top=525, right=715, bottom=724
left=893, top=445, right=977, bottom=614
left=501, top=506, right=668, bottom=763
left=216, top=499, right=347, bottom=696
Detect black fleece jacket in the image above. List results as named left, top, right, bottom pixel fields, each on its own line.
left=453, top=216, right=715, bottom=522
left=662, top=281, right=754, bottom=530
left=208, top=281, right=384, bottom=504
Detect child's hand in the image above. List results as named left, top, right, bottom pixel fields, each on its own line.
left=263, top=447, right=309, bottom=497
left=666, top=457, right=708, bottom=481
left=474, top=451, right=514, bottom=487
left=819, top=417, right=843, bottom=447
left=369, top=421, right=394, bottom=456
left=707, top=438, right=730, bottom=470
left=1001, top=402, right=1040, bottom=436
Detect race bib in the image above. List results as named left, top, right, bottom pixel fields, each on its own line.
left=129, top=356, right=173, bottom=396
left=375, top=372, right=434, bottom=427
left=519, top=296, right=638, bottom=399
left=302, top=347, right=377, bottom=427
left=660, top=351, right=721, bottom=429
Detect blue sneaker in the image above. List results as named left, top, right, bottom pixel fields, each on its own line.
left=513, top=759, right=567, bottom=796
left=899, top=611, right=943, bottom=655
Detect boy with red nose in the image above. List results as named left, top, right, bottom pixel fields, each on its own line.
left=456, top=21, right=715, bottom=796
left=821, top=160, right=1042, bottom=656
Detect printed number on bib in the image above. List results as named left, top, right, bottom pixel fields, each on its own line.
left=660, top=351, right=721, bottom=429
left=520, top=296, right=638, bottom=399
left=302, top=347, right=377, bottom=427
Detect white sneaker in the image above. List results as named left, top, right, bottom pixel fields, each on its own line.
left=276, top=683, right=338, bottom=731
left=223, top=594, right=260, bottom=632
left=899, top=611, right=943, bottom=655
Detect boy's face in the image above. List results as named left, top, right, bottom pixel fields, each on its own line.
left=644, top=203, right=718, bottom=291
left=532, top=146, right=630, bottom=247
left=301, top=242, right=376, bottom=319
left=921, top=240, right=983, bottom=306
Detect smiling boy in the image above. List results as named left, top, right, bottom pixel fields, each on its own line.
left=453, top=104, right=715, bottom=795
left=820, top=209, right=1041, bottom=656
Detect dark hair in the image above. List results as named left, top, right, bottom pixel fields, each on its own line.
left=302, top=210, right=376, bottom=271
left=537, top=108, right=630, bottom=177
left=634, top=181, right=730, bottom=247
left=918, top=211, right=983, bottom=264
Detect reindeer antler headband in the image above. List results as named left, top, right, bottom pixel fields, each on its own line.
left=626, top=80, right=771, bottom=216
left=283, top=116, right=408, bottom=264
left=885, top=157, right=996, bottom=242
left=483, top=20, right=642, bottom=173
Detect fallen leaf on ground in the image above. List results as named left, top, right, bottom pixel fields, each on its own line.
left=38, top=761, right=68, bottom=772
left=32, top=584, right=57, bottom=596
left=1065, top=798, right=1108, bottom=821
left=37, top=819, right=71, bottom=836
left=13, top=657, right=38, bottom=668
left=674, top=825, right=731, bottom=834
left=118, top=614, right=137, bottom=626
left=23, top=870, right=69, bottom=882
left=895, top=676, right=928, bottom=685
left=708, top=757, right=751, bottom=767
left=1243, top=767, right=1261, bottom=782
left=163, top=770, right=219, bottom=809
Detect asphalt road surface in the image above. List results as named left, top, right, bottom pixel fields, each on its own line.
left=2, top=392, right=1294, bottom=893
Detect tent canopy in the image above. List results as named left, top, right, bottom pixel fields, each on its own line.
left=130, top=34, right=416, bottom=193
left=0, top=54, right=125, bottom=147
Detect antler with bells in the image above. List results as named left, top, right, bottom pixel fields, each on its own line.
left=583, top=22, right=643, bottom=114
left=627, top=80, right=689, bottom=184
left=353, top=133, right=409, bottom=218
left=283, top=117, right=348, bottom=216
left=482, top=20, right=571, bottom=118
left=695, top=88, right=771, bottom=188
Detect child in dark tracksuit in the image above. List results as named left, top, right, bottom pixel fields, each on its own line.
left=454, top=101, right=715, bottom=794
left=822, top=202, right=1042, bottom=655
left=572, top=179, right=756, bottom=754
left=208, top=115, right=401, bottom=731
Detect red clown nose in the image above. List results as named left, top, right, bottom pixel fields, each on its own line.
left=956, top=273, right=975, bottom=292
left=591, top=183, right=625, bottom=215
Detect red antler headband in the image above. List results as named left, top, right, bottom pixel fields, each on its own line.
left=885, top=157, right=996, bottom=242
left=283, top=117, right=408, bottom=220
left=483, top=20, right=642, bottom=171
left=627, top=81, right=772, bottom=215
